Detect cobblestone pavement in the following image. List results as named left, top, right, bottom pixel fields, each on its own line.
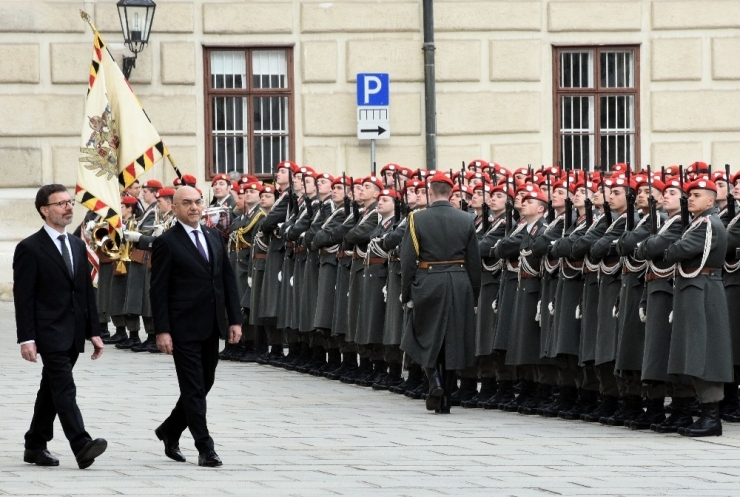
left=2, top=302, right=740, bottom=496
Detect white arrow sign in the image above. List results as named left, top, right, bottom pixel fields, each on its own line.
left=357, top=106, right=390, bottom=140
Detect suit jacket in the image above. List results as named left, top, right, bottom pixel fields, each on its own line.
left=150, top=222, right=241, bottom=342
left=13, top=227, right=99, bottom=353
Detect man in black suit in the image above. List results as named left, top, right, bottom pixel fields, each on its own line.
left=150, top=186, right=242, bottom=467
left=14, top=184, right=107, bottom=469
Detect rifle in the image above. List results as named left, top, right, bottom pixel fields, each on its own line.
left=342, top=172, right=350, bottom=216
left=287, top=167, right=296, bottom=216
left=601, top=163, right=612, bottom=224
left=481, top=180, right=490, bottom=233
left=458, top=162, right=468, bottom=211
left=626, top=164, right=635, bottom=231
left=564, top=164, right=573, bottom=231
left=727, top=164, right=736, bottom=219
left=545, top=172, right=555, bottom=220
left=661, top=166, right=666, bottom=183
left=504, top=174, right=513, bottom=232
left=646, top=164, right=657, bottom=235
left=393, top=170, right=402, bottom=223
left=679, top=165, right=689, bottom=230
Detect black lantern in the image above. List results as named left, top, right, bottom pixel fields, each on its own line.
left=116, top=0, right=156, bottom=80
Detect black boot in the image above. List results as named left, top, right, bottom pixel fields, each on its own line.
left=115, top=330, right=140, bottom=349
left=502, top=380, right=536, bottom=412
left=341, top=356, right=372, bottom=384
left=451, top=377, right=478, bottom=407
left=436, top=370, right=456, bottom=414
left=326, top=353, right=358, bottom=380
left=651, top=397, right=694, bottom=433
left=390, top=364, right=422, bottom=394
left=605, top=395, right=644, bottom=426
left=131, top=334, right=156, bottom=352
left=542, top=385, right=577, bottom=417
left=629, top=398, right=666, bottom=430
left=267, top=344, right=288, bottom=366
left=313, top=348, right=341, bottom=376
left=103, top=326, right=127, bottom=345
left=719, top=383, right=739, bottom=416
left=424, top=367, right=444, bottom=411
left=581, top=395, right=618, bottom=422
left=560, top=389, right=599, bottom=420
left=98, top=324, right=111, bottom=340
left=298, top=346, right=325, bottom=374
left=286, top=341, right=311, bottom=371
left=519, top=383, right=552, bottom=415
left=357, top=361, right=388, bottom=387
left=373, top=362, right=403, bottom=390
left=481, top=380, right=515, bottom=409
left=680, top=402, right=722, bottom=437
left=462, top=377, right=497, bottom=408
left=237, top=341, right=259, bottom=363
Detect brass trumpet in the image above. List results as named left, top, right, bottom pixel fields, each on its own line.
left=91, top=221, right=120, bottom=259
left=115, top=219, right=136, bottom=275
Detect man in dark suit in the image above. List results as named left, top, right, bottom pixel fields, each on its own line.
left=14, top=184, right=107, bottom=469
left=150, top=186, right=242, bottom=467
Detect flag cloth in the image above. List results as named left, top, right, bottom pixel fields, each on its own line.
left=76, top=19, right=170, bottom=240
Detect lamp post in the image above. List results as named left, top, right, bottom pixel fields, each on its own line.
left=116, top=0, right=156, bottom=80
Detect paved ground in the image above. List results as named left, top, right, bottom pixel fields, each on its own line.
left=2, top=302, right=740, bottom=496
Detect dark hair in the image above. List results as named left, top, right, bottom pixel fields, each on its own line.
left=35, top=184, right=68, bottom=220
left=131, top=179, right=140, bottom=185
left=430, top=182, right=452, bottom=197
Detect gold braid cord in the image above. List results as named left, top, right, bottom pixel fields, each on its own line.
left=408, top=211, right=420, bottom=258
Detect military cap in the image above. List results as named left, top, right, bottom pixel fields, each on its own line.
left=331, top=176, right=351, bottom=188
left=316, top=172, right=335, bottom=183
left=686, top=178, right=717, bottom=193
left=490, top=183, right=515, bottom=199
left=276, top=160, right=300, bottom=173
left=142, top=179, right=163, bottom=190
left=520, top=185, right=548, bottom=204
left=452, top=184, right=473, bottom=195
left=211, top=173, right=231, bottom=186
left=172, top=177, right=182, bottom=187
left=611, top=176, right=637, bottom=192
left=121, top=196, right=138, bottom=206
left=260, top=185, right=277, bottom=197
left=402, top=179, right=424, bottom=196
left=379, top=188, right=398, bottom=199
left=181, top=173, right=197, bottom=186
left=635, top=175, right=666, bottom=193
left=574, top=179, right=598, bottom=193
left=156, top=187, right=176, bottom=199
left=362, top=175, right=384, bottom=189
left=467, top=159, right=489, bottom=170
left=429, top=171, right=453, bottom=186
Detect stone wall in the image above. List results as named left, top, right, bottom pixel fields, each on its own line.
left=0, top=0, right=739, bottom=297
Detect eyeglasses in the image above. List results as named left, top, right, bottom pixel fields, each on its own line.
left=45, top=200, right=75, bottom=208
left=178, top=199, right=204, bottom=207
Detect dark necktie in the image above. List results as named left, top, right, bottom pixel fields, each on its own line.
left=192, top=230, right=209, bottom=262
left=58, top=234, right=74, bottom=277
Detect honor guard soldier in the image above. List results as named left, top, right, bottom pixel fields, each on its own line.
left=400, top=172, right=481, bottom=413
left=664, top=178, right=733, bottom=437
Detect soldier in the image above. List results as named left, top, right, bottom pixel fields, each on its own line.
left=311, top=176, right=350, bottom=376
left=588, top=176, right=638, bottom=424
left=462, top=182, right=510, bottom=408
left=207, top=173, right=236, bottom=243
left=664, top=178, right=732, bottom=437
left=634, top=177, right=695, bottom=432
left=354, top=188, right=398, bottom=386
left=341, top=176, right=382, bottom=384
left=400, top=172, right=481, bottom=413
left=549, top=178, right=601, bottom=420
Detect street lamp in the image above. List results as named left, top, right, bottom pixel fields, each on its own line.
left=116, top=0, right=156, bottom=80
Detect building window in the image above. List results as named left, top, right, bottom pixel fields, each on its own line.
left=553, top=46, right=640, bottom=171
left=204, top=47, right=294, bottom=178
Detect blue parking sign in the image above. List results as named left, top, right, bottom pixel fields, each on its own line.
left=357, top=73, right=389, bottom=106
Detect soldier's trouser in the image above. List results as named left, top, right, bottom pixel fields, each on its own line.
left=316, top=329, right=337, bottom=349
left=494, top=351, right=517, bottom=381
left=300, top=331, right=311, bottom=345
left=336, top=334, right=356, bottom=355
left=359, top=343, right=383, bottom=361
left=241, top=311, right=256, bottom=342
left=537, top=364, right=558, bottom=386
left=266, top=325, right=283, bottom=345
left=620, top=369, right=642, bottom=396
left=143, top=316, right=155, bottom=334
left=478, top=354, right=496, bottom=379
left=112, top=314, right=140, bottom=332
left=460, top=364, right=478, bottom=380
left=519, top=365, right=537, bottom=382
left=582, top=363, right=600, bottom=392
left=594, top=361, right=619, bottom=397
left=692, top=377, right=725, bottom=404
left=384, top=344, right=403, bottom=365
left=284, top=328, right=300, bottom=345
left=556, top=354, right=580, bottom=388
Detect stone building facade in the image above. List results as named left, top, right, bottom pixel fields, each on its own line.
left=1, top=0, right=739, bottom=296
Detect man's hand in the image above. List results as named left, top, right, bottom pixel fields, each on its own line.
left=157, top=332, right=174, bottom=355
left=21, top=343, right=37, bottom=362
left=228, top=325, right=242, bottom=344
left=90, top=336, right=104, bottom=360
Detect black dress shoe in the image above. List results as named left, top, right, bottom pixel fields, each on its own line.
left=115, top=336, right=140, bottom=350
left=198, top=450, right=223, bottom=467
left=424, top=369, right=444, bottom=411
left=154, top=425, right=186, bottom=462
left=23, top=448, right=59, bottom=466
left=75, top=438, right=107, bottom=469
left=103, top=328, right=127, bottom=345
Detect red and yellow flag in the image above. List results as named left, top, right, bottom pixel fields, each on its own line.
left=76, top=13, right=169, bottom=239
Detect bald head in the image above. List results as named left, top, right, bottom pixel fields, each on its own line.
left=173, top=185, right=204, bottom=228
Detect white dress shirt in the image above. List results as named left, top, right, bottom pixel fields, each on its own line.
left=178, top=220, right=210, bottom=261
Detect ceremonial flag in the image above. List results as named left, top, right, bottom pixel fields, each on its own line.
left=76, top=13, right=170, bottom=242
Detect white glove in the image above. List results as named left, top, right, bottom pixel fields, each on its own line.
left=210, top=212, right=219, bottom=224
left=290, top=276, right=294, bottom=287
left=575, top=304, right=581, bottom=320
left=405, top=301, right=414, bottom=309
left=399, top=293, right=403, bottom=303
left=639, top=306, right=647, bottom=323
left=535, top=300, right=541, bottom=322
left=85, top=220, right=96, bottom=231
left=612, top=305, right=619, bottom=318
left=124, top=231, right=142, bottom=242
left=492, top=299, right=498, bottom=313
left=668, top=310, right=673, bottom=324
left=278, top=271, right=282, bottom=282
left=152, top=225, right=164, bottom=237
left=382, top=285, right=387, bottom=303
left=474, top=307, right=478, bottom=314
left=247, top=276, right=252, bottom=288
left=548, top=301, right=554, bottom=315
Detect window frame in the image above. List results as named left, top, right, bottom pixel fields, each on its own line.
left=203, top=45, right=295, bottom=180
left=552, top=44, right=641, bottom=172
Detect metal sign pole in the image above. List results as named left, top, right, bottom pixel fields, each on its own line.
left=371, top=139, right=376, bottom=174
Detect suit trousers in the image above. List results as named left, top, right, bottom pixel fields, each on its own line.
left=25, top=347, right=92, bottom=455
left=163, top=327, right=220, bottom=453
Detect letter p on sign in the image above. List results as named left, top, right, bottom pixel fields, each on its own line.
left=357, top=73, right=389, bottom=106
